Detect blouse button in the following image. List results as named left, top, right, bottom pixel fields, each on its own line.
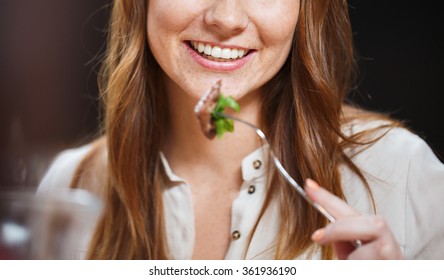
left=252, top=160, right=262, bottom=170
left=248, top=185, right=256, bottom=194
left=232, top=230, right=241, bottom=240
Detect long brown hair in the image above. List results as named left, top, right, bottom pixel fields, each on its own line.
left=85, top=0, right=169, bottom=259
left=80, top=0, right=391, bottom=259
left=259, top=0, right=364, bottom=259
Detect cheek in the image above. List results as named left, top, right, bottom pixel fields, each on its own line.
left=147, top=1, right=186, bottom=74
left=147, top=1, right=204, bottom=65
left=147, top=1, right=179, bottom=44
left=255, top=1, right=300, bottom=51
left=147, top=0, right=202, bottom=37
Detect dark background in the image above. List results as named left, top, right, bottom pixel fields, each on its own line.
left=1, top=0, right=443, bottom=188
left=348, top=1, right=444, bottom=159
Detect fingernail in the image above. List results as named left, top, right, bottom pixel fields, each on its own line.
left=311, top=228, right=325, bottom=242
left=305, top=178, right=319, bottom=191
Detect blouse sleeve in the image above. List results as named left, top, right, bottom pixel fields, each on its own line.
left=36, top=144, right=101, bottom=259
left=404, top=135, right=444, bottom=259
left=37, top=144, right=92, bottom=194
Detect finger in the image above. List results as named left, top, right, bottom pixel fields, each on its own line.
left=312, top=216, right=389, bottom=245
left=311, top=216, right=404, bottom=260
left=304, top=178, right=359, bottom=218
left=347, top=239, right=404, bottom=260
left=333, top=241, right=356, bottom=260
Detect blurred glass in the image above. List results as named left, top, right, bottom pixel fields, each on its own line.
left=0, top=188, right=102, bottom=259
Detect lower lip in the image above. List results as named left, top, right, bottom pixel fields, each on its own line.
left=185, top=42, right=254, bottom=72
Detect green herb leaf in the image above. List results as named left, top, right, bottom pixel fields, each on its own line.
left=212, top=94, right=240, bottom=138
left=215, top=119, right=226, bottom=138
left=215, top=95, right=240, bottom=113
left=224, top=119, right=234, bottom=132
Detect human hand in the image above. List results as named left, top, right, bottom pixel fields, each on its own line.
left=304, top=179, right=404, bottom=260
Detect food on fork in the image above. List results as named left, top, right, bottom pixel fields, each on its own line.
left=194, top=80, right=240, bottom=139
left=193, top=80, right=358, bottom=245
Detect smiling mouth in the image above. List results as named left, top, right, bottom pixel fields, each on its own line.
left=188, top=41, right=251, bottom=62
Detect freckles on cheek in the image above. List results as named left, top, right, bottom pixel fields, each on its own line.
left=148, top=1, right=195, bottom=34
left=147, top=8, right=169, bottom=35
left=256, top=4, right=299, bottom=45
left=147, top=5, right=178, bottom=57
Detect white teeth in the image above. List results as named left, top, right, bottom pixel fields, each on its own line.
left=191, top=41, right=248, bottom=60
left=197, top=42, right=205, bottom=53
left=221, top=48, right=231, bottom=59
left=230, top=49, right=239, bottom=59
left=204, top=44, right=212, bottom=55
left=211, top=46, right=222, bottom=58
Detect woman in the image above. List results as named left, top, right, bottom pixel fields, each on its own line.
left=39, top=0, right=444, bottom=259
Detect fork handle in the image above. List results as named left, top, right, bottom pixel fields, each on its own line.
left=216, top=112, right=362, bottom=248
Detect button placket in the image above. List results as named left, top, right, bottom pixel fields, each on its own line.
left=248, top=185, right=256, bottom=194
left=252, top=159, right=262, bottom=170
left=225, top=147, right=268, bottom=258
left=231, top=230, right=241, bottom=240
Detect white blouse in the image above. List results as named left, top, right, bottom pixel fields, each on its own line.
left=37, top=124, right=444, bottom=259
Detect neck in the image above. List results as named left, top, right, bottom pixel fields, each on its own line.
left=162, top=79, right=263, bottom=186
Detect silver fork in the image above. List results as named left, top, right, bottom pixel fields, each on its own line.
left=217, top=112, right=362, bottom=248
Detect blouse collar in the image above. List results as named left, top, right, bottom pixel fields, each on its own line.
left=159, top=145, right=270, bottom=187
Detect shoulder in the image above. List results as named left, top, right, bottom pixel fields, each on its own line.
left=341, top=112, right=440, bottom=192
left=341, top=105, right=430, bottom=162
left=38, top=137, right=107, bottom=196
left=342, top=112, right=437, bottom=167
left=37, top=144, right=93, bottom=193
left=340, top=110, right=444, bottom=259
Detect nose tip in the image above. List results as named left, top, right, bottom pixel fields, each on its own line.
left=204, top=1, right=249, bottom=36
